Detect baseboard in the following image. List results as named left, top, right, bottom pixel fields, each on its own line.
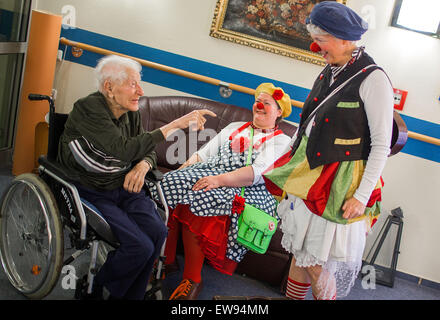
left=394, top=270, right=440, bottom=291
left=362, top=260, right=440, bottom=291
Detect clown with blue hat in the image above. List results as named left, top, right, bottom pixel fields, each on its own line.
left=263, top=1, right=395, bottom=300
left=306, top=1, right=368, bottom=41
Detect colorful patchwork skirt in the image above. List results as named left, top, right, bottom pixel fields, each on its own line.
left=264, top=136, right=383, bottom=226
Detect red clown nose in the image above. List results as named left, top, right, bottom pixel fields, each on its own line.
left=310, top=42, right=321, bottom=53
left=256, top=102, right=265, bottom=109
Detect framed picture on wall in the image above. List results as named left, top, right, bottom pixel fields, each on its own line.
left=210, top=0, right=347, bottom=66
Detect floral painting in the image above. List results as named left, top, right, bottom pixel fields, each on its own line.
left=210, top=0, right=346, bottom=66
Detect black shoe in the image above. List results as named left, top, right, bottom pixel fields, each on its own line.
left=75, top=275, right=104, bottom=300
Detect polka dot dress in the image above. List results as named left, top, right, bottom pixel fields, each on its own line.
left=153, top=139, right=279, bottom=263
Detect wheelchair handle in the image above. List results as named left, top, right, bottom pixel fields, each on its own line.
left=28, top=93, right=55, bottom=113
left=28, top=93, right=52, bottom=101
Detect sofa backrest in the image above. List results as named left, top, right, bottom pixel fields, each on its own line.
left=138, top=96, right=297, bottom=171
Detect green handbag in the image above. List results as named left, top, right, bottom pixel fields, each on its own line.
left=237, top=203, right=278, bottom=254
left=236, top=127, right=278, bottom=254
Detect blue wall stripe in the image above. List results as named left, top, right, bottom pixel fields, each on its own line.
left=60, top=26, right=307, bottom=121
left=398, top=114, right=440, bottom=162
left=59, top=26, right=439, bottom=163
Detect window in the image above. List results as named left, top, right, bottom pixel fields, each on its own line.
left=0, top=0, right=31, bottom=42
left=391, top=0, right=440, bottom=38
left=0, top=0, right=31, bottom=159
left=0, top=53, right=24, bottom=150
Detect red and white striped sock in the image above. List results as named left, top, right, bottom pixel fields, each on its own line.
left=286, top=277, right=311, bottom=300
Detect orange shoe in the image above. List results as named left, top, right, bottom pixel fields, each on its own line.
left=169, top=279, right=203, bottom=300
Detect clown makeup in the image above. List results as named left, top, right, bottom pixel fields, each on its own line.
left=252, top=92, right=282, bottom=129
left=310, top=33, right=356, bottom=66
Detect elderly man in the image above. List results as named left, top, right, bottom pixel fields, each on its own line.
left=57, top=55, right=215, bottom=300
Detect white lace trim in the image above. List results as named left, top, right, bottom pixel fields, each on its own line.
left=317, top=260, right=362, bottom=299
left=289, top=247, right=362, bottom=299
left=291, top=249, right=326, bottom=268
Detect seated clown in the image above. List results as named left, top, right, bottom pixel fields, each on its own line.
left=152, top=83, right=293, bottom=300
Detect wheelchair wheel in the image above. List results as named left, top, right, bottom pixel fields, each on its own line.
left=0, top=173, right=64, bottom=299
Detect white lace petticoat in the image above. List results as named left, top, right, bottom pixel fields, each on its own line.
left=278, top=194, right=369, bottom=298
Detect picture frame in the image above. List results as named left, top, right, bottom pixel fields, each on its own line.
left=210, top=0, right=347, bottom=66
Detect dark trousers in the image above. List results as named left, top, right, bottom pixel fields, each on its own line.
left=76, top=184, right=167, bottom=300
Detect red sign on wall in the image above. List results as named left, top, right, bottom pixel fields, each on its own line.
left=393, top=88, right=408, bottom=111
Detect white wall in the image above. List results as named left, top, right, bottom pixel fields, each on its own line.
left=35, top=0, right=440, bottom=283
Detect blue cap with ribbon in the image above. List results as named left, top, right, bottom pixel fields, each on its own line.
left=306, top=1, right=368, bottom=41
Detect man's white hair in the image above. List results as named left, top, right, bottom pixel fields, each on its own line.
left=94, top=55, right=142, bottom=93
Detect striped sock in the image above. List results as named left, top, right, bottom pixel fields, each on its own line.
left=286, top=277, right=311, bottom=300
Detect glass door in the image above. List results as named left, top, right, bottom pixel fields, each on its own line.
left=0, top=53, right=24, bottom=150
left=0, top=0, right=31, bottom=168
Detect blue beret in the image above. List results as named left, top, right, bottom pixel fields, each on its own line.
left=306, top=1, right=368, bottom=41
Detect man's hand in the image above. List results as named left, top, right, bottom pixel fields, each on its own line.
left=160, top=109, right=217, bottom=138
left=123, top=160, right=151, bottom=193
left=342, top=197, right=366, bottom=220
left=177, top=109, right=217, bottom=131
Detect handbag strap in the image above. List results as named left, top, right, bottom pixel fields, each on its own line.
left=240, top=127, right=254, bottom=197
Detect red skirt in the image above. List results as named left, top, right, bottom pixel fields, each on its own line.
left=171, top=204, right=238, bottom=275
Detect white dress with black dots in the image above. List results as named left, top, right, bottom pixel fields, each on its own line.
left=156, top=122, right=291, bottom=263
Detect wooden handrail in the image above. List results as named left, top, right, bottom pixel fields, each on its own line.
left=60, top=37, right=304, bottom=108
left=407, top=131, right=439, bottom=146
left=59, top=37, right=440, bottom=147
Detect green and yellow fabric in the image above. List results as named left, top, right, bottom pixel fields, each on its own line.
left=263, top=135, right=382, bottom=226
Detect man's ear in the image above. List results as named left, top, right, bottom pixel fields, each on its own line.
left=103, top=80, right=113, bottom=98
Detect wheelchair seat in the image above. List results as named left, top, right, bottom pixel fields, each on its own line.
left=80, top=197, right=118, bottom=247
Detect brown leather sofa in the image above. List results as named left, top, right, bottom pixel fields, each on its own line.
left=138, top=96, right=296, bottom=293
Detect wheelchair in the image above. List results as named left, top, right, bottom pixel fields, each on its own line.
left=0, top=94, right=169, bottom=299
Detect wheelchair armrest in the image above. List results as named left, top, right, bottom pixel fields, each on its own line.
left=38, top=155, right=81, bottom=183
left=39, top=155, right=162, bottom=184
left=145, top=169, right=163, bottom=183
